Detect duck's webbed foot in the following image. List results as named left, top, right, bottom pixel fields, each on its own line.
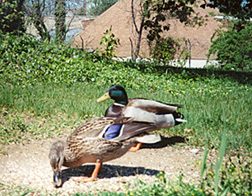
left=73, top=176, right=98, bottom=183
left=129, top=142, right=142, bottom=152
left=73, top=161, right=102, bottom=183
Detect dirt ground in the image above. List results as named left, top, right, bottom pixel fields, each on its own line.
left=0, top=135, right=218, bottom=195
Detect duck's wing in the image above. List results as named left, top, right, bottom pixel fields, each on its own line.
left=67, top=117, right=130, bottom=141
left=69, top=116, right=158, bottom=142
left=66, top=117, right=159, bottom=157
left=108, top=120, right=158, bottom=142
left=65, top=117, right=130, bottom=159
left=127, top=98, right=181, bottom=114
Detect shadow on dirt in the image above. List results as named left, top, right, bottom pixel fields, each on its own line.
left=60, top=164, right=162, bottom=187
left=141, top=135, right=186, bottom=149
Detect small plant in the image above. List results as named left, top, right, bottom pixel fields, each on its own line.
left=200, top=130, right=252, bottom=196
left=0, top=114, right=28, bottom=145
left=149, top=37, right=189, bottom=66
left=97, top=26, right=120, bottom=59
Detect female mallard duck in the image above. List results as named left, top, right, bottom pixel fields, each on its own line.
left=49, top=117, right=160, bottom=187
left=96, top=85, right=186, bottom=150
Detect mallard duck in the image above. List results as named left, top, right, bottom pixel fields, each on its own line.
left=49, top=117, right=160, bottom=187
left=96, top=85, right=186, bottom=150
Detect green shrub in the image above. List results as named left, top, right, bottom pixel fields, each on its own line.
left=150, top=37, right=189, bottom=66
left=0, top=0, right=26, bottom=34
left=208, top=21, right=252, bottom=71
left=0, top=33, right=100, bottom=85
left=97, top=26, right=120, bottom=59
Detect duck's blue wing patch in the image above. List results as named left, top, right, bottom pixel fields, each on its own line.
left=103, top=124, right=122, bottom=140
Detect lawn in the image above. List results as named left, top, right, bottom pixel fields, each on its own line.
left=0, top=34, right=251, bottom=195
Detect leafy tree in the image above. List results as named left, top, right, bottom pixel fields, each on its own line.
left=0, top=0, right=26, bottom=34
left=24, top=0, right=51, bottom=40
left=88, top=0, right=117, bottom=16
left=207, top=21, right=252, bottom=71
left=130, top=0, right=205, bottom=61
left=24, top=0, right=85, bottom=41
left=204, top=0, right=252, bottom=71
left=202, top=0, right=252, bottom=21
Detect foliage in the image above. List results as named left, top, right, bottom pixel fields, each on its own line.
left=0, top=33, right=251, bottom=152
left=88, top=0, right=118, bottom=16
left=200, top=133, right=252, bottom=196
left=0, top=106, right=82, bottom=145
left=24, top=0, right=51, bottom=41
left=203, top=155, right=252, bottom=196
left=207, top=21, right=252, bottom=71
left=141, top=0, right=205, bottom=41
left=127, top=134, right=252, bottom=196
left=0, top=0, right=25, bottom=34
left=130, top=0, right=205, bottom=61
left=0, top=184, right=35, bottom=196
left=97, top=27, right=120, bottom=59
left=0, top=33, right=98, bottom=85
left=73, top=193, right=125, bottom=196
left=150, top=37, right=189, bottom=66
left=202, top=0, right=252, bottom=21
left=0, top=33, right=251, bottom=196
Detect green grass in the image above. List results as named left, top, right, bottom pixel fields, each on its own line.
left=1, top=33, right=251, bottom=196
left=1, top=81, right=251, bottom=196
left=1, top=79, right=251, bottom=153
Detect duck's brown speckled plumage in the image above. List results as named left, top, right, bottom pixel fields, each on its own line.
left=49, top=117, right=158, bottom=187
left=64, top=117, right=144, bottom=166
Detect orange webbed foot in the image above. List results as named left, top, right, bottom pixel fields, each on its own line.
left=129, top=143, right=142, bottom=152
left=73, top=176, right=97, bottom=183
left=73, top=161, right=102, bottom=183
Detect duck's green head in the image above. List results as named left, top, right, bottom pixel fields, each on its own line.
left=96, top=85, right=128, bottom=105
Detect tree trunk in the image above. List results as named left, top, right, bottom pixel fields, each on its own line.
left=33, top=3, right=50, bottom=40
left=55, top=0, right=66, bottom=43
left=131, top=0, right=146, bottom=62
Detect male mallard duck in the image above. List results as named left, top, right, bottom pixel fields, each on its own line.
left=49, top=117, right=160, bottom=187
left=96, top=85, right=186, bottom=150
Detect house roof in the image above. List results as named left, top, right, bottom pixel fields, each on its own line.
left=72, top=0, right=221, bottom=59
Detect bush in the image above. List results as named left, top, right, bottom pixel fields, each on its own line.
left=97, top=26, right=120, bottom=59
left=0, top=0, right=26, bottom=34
left=0, top=33, right=100, bottom=85
left=150, top=37, right=189, bottom=66
left=208, top=21, right=252, bottom=71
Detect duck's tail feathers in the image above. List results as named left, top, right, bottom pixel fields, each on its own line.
left=175, top=118, right=187, bottom=124
left=173, top=112, right=187, bottom=125
left=136, top=134, right=161, bottom=144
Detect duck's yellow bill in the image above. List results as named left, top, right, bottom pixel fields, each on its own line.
left=96, top=92, right=111, bottom=102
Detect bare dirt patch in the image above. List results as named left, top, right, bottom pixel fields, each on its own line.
left=0, top=136, right=218, bottom=195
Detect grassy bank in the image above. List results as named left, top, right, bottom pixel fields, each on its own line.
left=1, top=79, right=251, bottom=153
left=1, top=34, right=251, bottom=195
